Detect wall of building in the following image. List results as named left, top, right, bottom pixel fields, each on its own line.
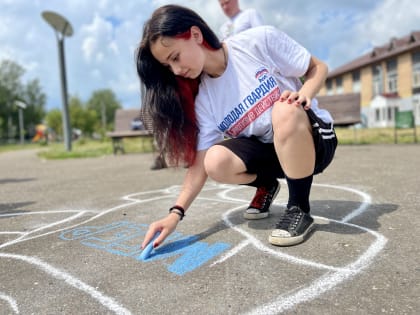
left=342, top=73, right=352, bottom=93
left=321, top=54, right=414, bottom=107
left=360, top=67, right=373, bottom=107
left=398, top=52, right=412, bottom=99
left=318, top=32, right=420, bottom=127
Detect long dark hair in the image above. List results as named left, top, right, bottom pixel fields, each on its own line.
left=136, top=5, right=221, bottom=166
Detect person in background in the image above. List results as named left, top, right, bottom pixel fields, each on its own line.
left=139, top=104, right=168, bottom=170
left=219, top=0, right=264, bottom=40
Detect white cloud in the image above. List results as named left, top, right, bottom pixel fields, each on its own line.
left=108, top=41, right=120, bottom=56
left=0, top=0, right=419, bottom=110
left=80, top=14, right=113, bottom=63
left=82, top=37, right=96, bottom=62
left=362, top=0, right=420, bottom=45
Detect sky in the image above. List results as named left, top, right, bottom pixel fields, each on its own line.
left=1, top=0, right=419, bottom=111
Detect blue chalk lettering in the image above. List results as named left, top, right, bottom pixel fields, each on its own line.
left=59, top=221, right=130, bottom=240
left=139, top=235, right=230, bottom=275
left=59, top=221, right=231, bottom=276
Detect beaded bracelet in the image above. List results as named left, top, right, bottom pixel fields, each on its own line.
left=169, top=205, right=185, bottom=220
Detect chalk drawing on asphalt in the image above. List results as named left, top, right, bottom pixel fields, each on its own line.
left=0, top=182, right=387, bottom=314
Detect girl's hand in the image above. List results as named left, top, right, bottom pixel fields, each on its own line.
left=279, top=90, right=311, bottom=110
left=141, top=212, right=181, bottom=249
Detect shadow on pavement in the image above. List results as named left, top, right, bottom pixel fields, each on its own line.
left=0, top=177, right=36, bottom=184
left=245, top=200, right=399, bottom=235
left=0, top=201, right=34, bottom=216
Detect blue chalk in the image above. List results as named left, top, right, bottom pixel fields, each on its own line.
left=139, top=242, right=154, bottom=260
left=139, top=232, right=160, bottom=260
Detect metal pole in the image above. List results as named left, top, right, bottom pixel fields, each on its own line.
left=18, top=107, right=24, bottom=145
left=42, top=11, right=73, bottom=151
left=7, top=111, right=13, bottom=142
left=101, top=101, right=106, bottom=131
left=57, top=32, right=72, bottom=151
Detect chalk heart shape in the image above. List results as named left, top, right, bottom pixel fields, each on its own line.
left=219, top=183, right=387, bottom=314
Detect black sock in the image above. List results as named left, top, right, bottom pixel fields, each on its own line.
left=286, top=174, right=313, bottom=213
left=246, top=173, right=278, bottom=188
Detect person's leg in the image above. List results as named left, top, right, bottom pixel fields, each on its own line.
left=150, top=137, right=167, bottom=170
left=204, top=144, right=254, bottom=185
left=150, top=152, right=167, bottom=170
left=204, top=137, right=282, bottom=219
left=272, top=101, right=315, bottom=179
left=269, top=100, right=336, bottom=246
left=272, top=99, right=314, bottom=208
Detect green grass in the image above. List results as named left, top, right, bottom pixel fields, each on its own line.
left=1, top=128, right=418, bottom=160
left=35, top=137, right=154, bottom=160
left=0, top=142, right=41, bottom=153
left=335, top=126, right=419, bottom=144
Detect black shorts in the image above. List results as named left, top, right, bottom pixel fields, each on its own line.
left=217, top=109, right=337, bottom=178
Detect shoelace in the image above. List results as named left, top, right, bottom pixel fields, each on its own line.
left=275, top=207, right=303, bottom=230
left=250, top=187, right=269, bottom=208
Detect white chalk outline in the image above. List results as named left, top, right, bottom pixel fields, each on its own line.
left=0, top=253, right=131, bottom=315
left=0, top=188, right=188, bottom=314
left=0, top=210, right=96, bottom=249
left=211, top=182, right=387, bottom=314
left=0, top=292, right=19, bottom=314
left=0, top=182, right=386, bottom=314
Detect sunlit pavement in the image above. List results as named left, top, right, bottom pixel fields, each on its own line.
left=0, top=145, right=419, bottom=315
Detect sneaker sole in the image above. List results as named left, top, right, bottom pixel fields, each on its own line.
left=243, top=211, right=269, bottom=220
left=268, top=222, right=315, bottom=246
left=243, top=182, right=280, bottom=220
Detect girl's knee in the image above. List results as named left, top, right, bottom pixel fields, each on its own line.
left=204, top=145, right=232, bottom=181
left=272, top=102, right=310, bottom=141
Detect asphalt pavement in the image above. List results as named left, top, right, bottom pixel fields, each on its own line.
left=0, top=144, right=419, bottom=315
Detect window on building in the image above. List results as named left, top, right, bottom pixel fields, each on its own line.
left=352, top=70, right=361, bottom=93
left=375, top=108, right=381, bottom=122
left=386, top=59, right=398, bottom=93
left=336, top=76, right=343, bottom=94
left=387, top=106, right=398, bottom=122
left=326, top=78, right=333, bottom=95
left=372, top=65, right=383, bottom=96
left=412, top=52, right=420, bottom=91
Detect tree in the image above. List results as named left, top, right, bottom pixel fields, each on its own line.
left=86, top=89, right=121, bottom=131
left=0, top=60, right=24, bottom=140
left=45, top=109, right=63, bottom=139
left=69, top=96, right=98, bottom=137
left=21, top=79, right=46, bottom=138
left=46, top=96, right=98, bottom=138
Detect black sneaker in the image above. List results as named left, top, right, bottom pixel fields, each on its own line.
left=244, top=180, right=280, bottom=220
left=268, top=206, right=314, bottom=246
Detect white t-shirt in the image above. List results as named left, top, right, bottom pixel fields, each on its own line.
left=219, top=8, right=264, bottom=40
left=195, top=26, right=333, bottom=151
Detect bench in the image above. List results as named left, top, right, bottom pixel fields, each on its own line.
left=107, top=108, right=154, bottom=154
left=316, top=93, right=361, bottom=127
